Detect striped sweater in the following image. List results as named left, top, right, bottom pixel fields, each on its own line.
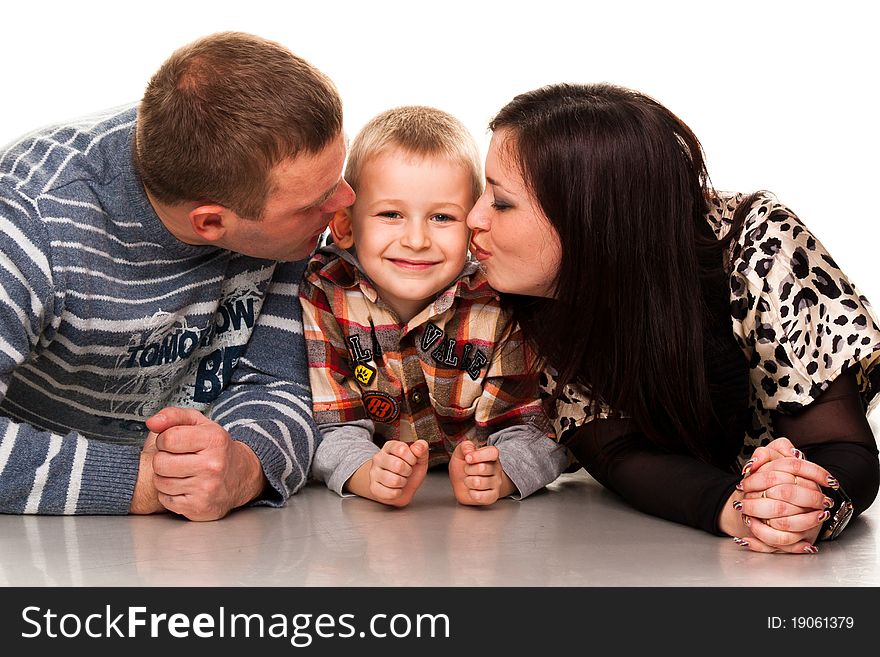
left=0, top=105, right=318, bottom=514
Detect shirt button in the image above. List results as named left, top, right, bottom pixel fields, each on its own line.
left=411, top=391, right=423, bottom=405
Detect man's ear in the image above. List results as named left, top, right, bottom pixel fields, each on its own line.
left=188, top=204, right=232, bottom=243
left=329, top=209, right=355, bottom=248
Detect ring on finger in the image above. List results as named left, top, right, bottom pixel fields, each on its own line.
left=761, top=490, right=767, bottom=498
left=793, top=475, right=799, bottom=487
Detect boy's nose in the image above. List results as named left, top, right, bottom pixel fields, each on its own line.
left=401, top=220, right=430, bottom=249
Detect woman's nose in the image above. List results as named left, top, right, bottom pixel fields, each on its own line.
left=466, top=206, right=489, bottom=232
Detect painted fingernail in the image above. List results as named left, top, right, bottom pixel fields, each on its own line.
left=826, top=476, right=840, bottom=489
left=733, top=537, right=750, bottom=547
left=735, top=480, right=744, bottom=491
left=732, top=500, right=743, bottom=512
left=742, top=459, right=755, bottom=476
left=823, top=497, right=834, bottom=509
left=803, top=545, right=819, bottom=554
left=791, top=448, right=805, bottom=459
left=818, top=510, right=830, bottom=522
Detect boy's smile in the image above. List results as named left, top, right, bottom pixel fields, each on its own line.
left=388, top=258, right=442, bottom=270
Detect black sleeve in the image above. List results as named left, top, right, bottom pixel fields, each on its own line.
left=563, top=368, right=879, bottom=535
left=771, top=368, right=879, bottom=518
left=563, top=419, right=741, bottom=536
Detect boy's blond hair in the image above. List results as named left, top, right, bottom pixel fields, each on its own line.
left=345, top=106, right=483, bottom=202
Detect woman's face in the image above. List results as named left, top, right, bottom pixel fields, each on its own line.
left=466, top=129, right=561, bottom=298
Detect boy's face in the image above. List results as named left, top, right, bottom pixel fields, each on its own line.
left=344, top=149, right=474, bottom=322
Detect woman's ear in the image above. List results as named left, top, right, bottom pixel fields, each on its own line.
left=329, top=209, right=355, bottom=248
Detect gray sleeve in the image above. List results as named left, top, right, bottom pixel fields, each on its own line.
left=207, top=260, right=322, bottom=507
left=312, top=419, right=379, bottom=496
left=0, top=178, right=140, bottom=515
left=491, top=425, right=570, bottom=500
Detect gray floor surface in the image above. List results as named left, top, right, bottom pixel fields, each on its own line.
left=2, top=467, right=877, bottom=587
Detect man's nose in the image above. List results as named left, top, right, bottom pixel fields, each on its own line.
left=323, top=180, right=356, bottom=212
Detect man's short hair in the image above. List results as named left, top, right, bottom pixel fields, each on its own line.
left=134, top=31, right=342, bottom=219
left=345, top=106, right=483, bottom=203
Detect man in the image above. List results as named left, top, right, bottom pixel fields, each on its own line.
left=0, top=32, right=354, bottom=520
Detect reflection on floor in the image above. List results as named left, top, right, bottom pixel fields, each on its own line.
left=1, top=467, right=876, bottom=587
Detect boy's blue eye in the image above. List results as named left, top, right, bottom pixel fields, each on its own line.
left=377, top=211, right=402, bottom=219
left=431, top=214, right=456, bottom=223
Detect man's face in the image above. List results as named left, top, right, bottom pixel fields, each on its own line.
left=229, top=133, right=354, bottom=261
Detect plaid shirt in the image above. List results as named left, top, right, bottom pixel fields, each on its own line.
left=300, top=245, right=552, bottom=467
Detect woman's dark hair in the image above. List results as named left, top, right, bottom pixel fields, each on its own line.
left=492, top=83, right=751, bottom=460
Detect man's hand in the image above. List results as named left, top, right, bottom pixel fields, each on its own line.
left=144, top=407, right=267, bottom=521
left=130, top=431, right=165, bottom=515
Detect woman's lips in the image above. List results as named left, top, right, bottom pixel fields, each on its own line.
left=470, top=242, right=491, bottom=261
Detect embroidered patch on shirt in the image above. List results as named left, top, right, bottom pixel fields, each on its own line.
left=362, top=391, right=399, bottom=423
left=354, top=363, right=376, bottom=386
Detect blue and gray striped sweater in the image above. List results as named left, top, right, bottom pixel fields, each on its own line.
left=0, top=105, right=318, bottom=514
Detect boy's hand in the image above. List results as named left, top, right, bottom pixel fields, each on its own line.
left=449, top=441, right=516, bottom=506
left=349, top=439, right=429, bottom=507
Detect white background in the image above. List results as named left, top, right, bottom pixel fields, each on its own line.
left=3, top=0, right=878, bottom=301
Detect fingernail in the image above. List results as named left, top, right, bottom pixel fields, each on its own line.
left=803, top=545, right=819, bottom=554
left=791, top=448, right=804, bottom=459
left=823, top=497, right=834, bottom=509
left=826, top=476, right=840, bottom=489
left=735, top=480, right=744, bottom=491
left=733, top=537, right=750, bottom=547
left=742, top=459, right=755, bottom=476
left=818, top=510, right=830, bottom=522
left=732, top=500, right=743, bottom=512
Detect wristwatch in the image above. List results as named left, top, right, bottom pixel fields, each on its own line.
left=819, top=485, right=854, bottom=541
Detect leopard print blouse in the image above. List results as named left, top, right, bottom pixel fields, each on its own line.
left=544, top=191, right=880, bottom=468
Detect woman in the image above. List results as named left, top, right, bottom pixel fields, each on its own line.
left=466, top=83, right=880, bottom=553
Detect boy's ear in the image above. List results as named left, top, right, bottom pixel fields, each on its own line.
left=188, top=204, right=231, bottom=243
left=329, top=209, right=355, bottom=248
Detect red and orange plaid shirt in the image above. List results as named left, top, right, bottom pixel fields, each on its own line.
left=300, top=245, right=553, bottom=466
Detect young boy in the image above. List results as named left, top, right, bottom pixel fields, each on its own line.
left=300, top=106, right=568, bottom=507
